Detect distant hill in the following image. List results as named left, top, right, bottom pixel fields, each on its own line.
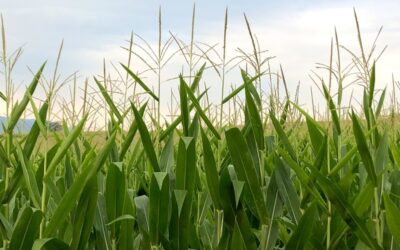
left=0, top=116, right=36, bottom=133
left=0, top=117, right=63, bottom=133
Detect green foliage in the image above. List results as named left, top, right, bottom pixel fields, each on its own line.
left=0, top=13, right=398, bottom=250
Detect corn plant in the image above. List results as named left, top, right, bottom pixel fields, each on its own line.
left=0, top=7, right=399, bottom=250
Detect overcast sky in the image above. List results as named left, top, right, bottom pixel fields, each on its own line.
left=1, top=0, right=399, bottom=120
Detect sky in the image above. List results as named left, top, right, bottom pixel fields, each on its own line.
left=0, top=0, right=399, bottom=123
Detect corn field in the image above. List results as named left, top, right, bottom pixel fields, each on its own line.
left=0, top=7, right=400, bottom=250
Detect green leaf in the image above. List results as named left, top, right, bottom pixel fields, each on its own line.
left=188, top=111, right=200, bottom=138
left=26, top=93, right=47, bottom=136
left=9, top=206, right=42, bottom=250
left=44, top=132, right=116, bottom=237
left=197, top=192, right=211, bottom=224
left=230, top=209, right=257, bottom=250
left=269, top=111, right=296, bottom=159
left=383, top=194, right=400, bottom=246
left=0, top=90, right=6, bottom=102
left=330, top=182, right=375, bottom=247
left=23, top=101, right=49, bottom=157
left=190, top=63, right=206, bottom=90
left=44, top=115, right=87, bottom=180
left=198, top=221, right=213, bottom=249
left=119, top=102, right=147, bottom=159
left=0, top=142, right=11, bottom=168
left=93, top=194, right=112, bottom=250
left=274, top=156, right=301, bottom=224
left=173, top=190, right=187, bottom=219
left=105, top=162, right=126, bottom=238
left=351, top=111, right=377, bottom=186
left=375, top=130, right=388, bottom=175
left=7, top=62, right=46, bottom=132
left=94, top=76, right=123, bottom=122
left=306, top=117, right=325, bottom=154
left=131, top=102, right=160, bottom=172
left=369, top=62, right=376, bottom=107
left=375, top=88, right=386, bottom=117
left=117, top=191, right=135, bottom=250
left=279, top=100, right=290, bottom=125
left=244, top=127, right=262, bottom=182
left=201, top=128, right=221, bottom=209
left=183, top=81, right=221, bottom=140
left=353, top=182, right=375, bottom=215
left=159, top=132, right=174, bottom=172
left=170, top=186, right=194, bottom=250
left=71, top=175, right=98, bottom=250
left=286, top=203, right=318, bottom=250
left=149, top=172, right=169, bottom=245
left=176, top=137, right=196, bottom=194
left=179, top=75, right=190, bottom=136
left=322, top=82, right=341, bottom=135
left=308, top=162, right=381, bottom=249
left=290, top=101, right=325, bottom=131
left=241, top=69, right=262, bottom=108
left=263, top=172, right=283, bottom=250
left=159, top=88, right=208, bottom=141
left=363, top=89, right=371, bottom=128
left=121, top=63, right=159, bottom=101
left=389, top=170, right=400, bottom=206
left=222, top=72, right=263, bottom=104
left=106, top=214, right=135, bottom=226
left=225, top=128, right=268, bottom=224
left=134, top=195, right=150, bottom=235
left=278, top=147, right=325, bottom=208
left=15, top=144, right=41, bottom=209
left=390, top=142, right=400, bottom=169
left=245, top=79, right=264, bottom=150
left=218, top=166, right=237, bottom=229
left=329, top=146, right=358, bottom=176
left=232, top=180, right=244, bottom=208
left=0, top=212, right=12, bottom=240
left=32, top=238, right=69, bottom=250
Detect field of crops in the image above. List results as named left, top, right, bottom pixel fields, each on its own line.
left=0, top=8, right=400, bottom=250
